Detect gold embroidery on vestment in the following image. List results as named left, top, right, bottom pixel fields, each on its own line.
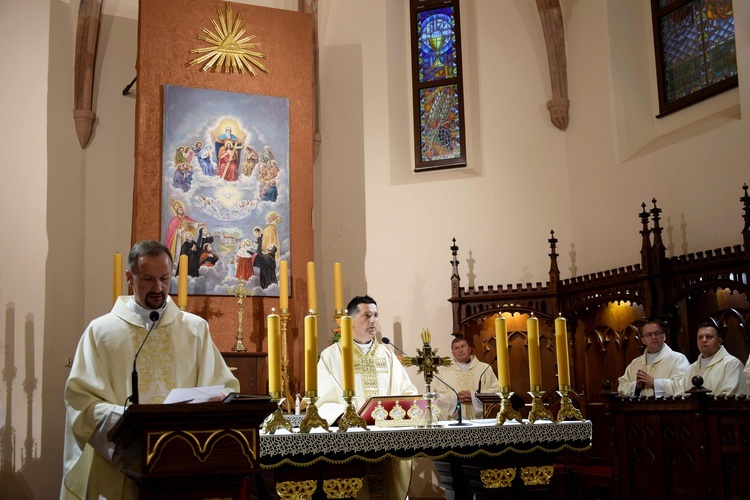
left=131, top=324, right=176, bottom=404
left=353, top=342, right=389, bottom=398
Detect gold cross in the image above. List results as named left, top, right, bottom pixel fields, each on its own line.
left=227, top=281, right=255, bottom=352
left=402, top=329, right=452, bottom=385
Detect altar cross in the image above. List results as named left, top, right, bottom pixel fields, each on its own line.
left=402, top=329, right=452, bottom=385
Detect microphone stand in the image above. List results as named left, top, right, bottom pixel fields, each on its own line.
left=129, top=311, right=160, bottom=405
left=433, top=373, right=471, bottom=426
left=476, top=356, right=497, bottom=393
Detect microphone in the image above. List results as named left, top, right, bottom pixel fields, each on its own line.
left=380, top=337, right=403, bottom=354
left=477, top=356, right=497, bottom=393
left=381, top=337, right=470, bottom=426
left=129, top=311, right=160, bottom=405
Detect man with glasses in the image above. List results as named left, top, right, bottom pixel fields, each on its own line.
left=617, top=319, right=689, bottom=397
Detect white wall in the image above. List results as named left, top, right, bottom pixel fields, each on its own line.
left=0, top=0, right=50, bottom=496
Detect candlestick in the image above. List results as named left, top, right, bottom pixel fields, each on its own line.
left=337, top=389, right=369, bottom=432
left=113, top=253, right=122, bottom=304
left=177, top=255, right=188, bottom=309
left=261, top=392, right=293, bottom=435
left=333, top=262, right=343, bottom=312
left=527, top=387, right=553, bottom=424
left=495, top=316, right=510, bottom=388
left=299, top=393, right=330, bottom=433
left=555, top=384, right=584, bottom=423
left=304, top=313, right=318, bottom=393
left=340, top=314, right=355, bottom=392
left=555, top=316, right=570, bottom=387
left=280, top=310, right=293, bottom=412
left=495, top=386, right=523, bottom=426
left=527, top=316, right=542, bottom=388
left=306, top=261, right=317, bottom=313
left=279, top=260, right=289, bottom=311
left=267, top=311, right=281, bottom=394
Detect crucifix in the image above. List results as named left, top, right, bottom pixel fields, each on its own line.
left=227, top=281, right=254, bottom=352
left=402, top=329, right=452, bottom=427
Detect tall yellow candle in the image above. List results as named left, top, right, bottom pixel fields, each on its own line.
left=339, top=314, right=355, bottom=392
left=555, top=316, right=570, bottom=387
left=177, top=255, right=188, bottom=308
left=304, top=313, right=318, bottom=393
left=267, top=311, right=281, bottom=394
left=113, top=253, right=122, bottom=304
left=333, top=262, right=344, bottom=312
left=306, top=261, right=318, bottom=312
left=279, top=260, right=289, bottom=310
left=527, top=316, right=542, bottom=388
left=495, top=316, right=511, bottom=388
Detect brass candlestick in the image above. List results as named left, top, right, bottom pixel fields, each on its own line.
left=299, top=391, right=330, bottom=433
left=337, top=390, right=368, bottom=432
left=555, top=385, right=584, bottom=423
left=279, top=309, right=293, bottom=413
left=527, top=386, right=553, bottom=424
left=495, top=386, right=523, bottom=425
left=261, top=392, right=293, bottom=434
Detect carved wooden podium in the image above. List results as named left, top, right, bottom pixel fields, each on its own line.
left=109, top=398, right=276, bottom=499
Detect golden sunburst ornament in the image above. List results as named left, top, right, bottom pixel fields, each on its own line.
left=188, top=2, right=269, bottom=75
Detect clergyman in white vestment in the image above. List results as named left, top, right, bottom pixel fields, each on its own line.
left=680, top=321, right=747, bottom=396
left=61, top=241, right=239, bottom=500
left=317, top=295, right=418, bottom=500
left=433, top=336, right=499, bottom=420
left=617, top=320, right=689, bottom=398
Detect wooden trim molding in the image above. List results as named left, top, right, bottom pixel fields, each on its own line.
left=536, top=0, right=569, bottom=131
left=73, top=0, right=102, bottom=149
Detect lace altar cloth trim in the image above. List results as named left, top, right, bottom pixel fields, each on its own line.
left=260, top=419, right=592, bottom=468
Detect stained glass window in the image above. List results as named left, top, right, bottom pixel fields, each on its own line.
left=410, top=0, right=466, bottom=171
left=652, top=0, right=738, bottom=116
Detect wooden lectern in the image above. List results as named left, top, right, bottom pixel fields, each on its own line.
left=109, top=397, right=276, bottom=499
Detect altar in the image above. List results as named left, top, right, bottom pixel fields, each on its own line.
left=254, top=419, right=592, bottom=499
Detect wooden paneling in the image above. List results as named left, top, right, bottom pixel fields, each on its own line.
left=134, top=1, right=314, bottom=398
left=222, top=352, right=267, bottom=395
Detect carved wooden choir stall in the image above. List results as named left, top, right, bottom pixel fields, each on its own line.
left=449, top=184, right=750, bottom=499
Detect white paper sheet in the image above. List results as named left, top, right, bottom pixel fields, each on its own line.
left=163, top=385, right=225, bottom=404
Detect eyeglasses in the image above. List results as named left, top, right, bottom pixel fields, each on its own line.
left=642, top=331, right=665, bottom=338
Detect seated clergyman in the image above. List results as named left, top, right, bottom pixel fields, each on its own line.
left=617, top=319, right=689, bottom=398
left=433, top=337, right=499, bottom=420
left=680, top=320, right=747, bottom=396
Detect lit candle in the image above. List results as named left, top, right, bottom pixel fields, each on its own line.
left=333, top=262, right=343, bottom=312
left=279, top=260, right=289, bottom=310
left=304, top=313, right=318, bottom=393
left=306, top=261, right=317, bottom=312
left=555, top=316, right=570, bottom=387
left=267, top=311, right=281, bottom=394
left=495, top=316, right=510, bottom=388
left=113, top=253, right=122, bottom=304
left=177, top=255, right=188, bottom=308
left=527, top=316, right=542, bottom=388
left=340, top=314, right=355, bottom=392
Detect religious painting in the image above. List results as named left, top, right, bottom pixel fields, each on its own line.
left=161, top=85, right=290, bottom=297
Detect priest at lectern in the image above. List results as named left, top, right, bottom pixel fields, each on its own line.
left=60, top=241, right=239, bottom=500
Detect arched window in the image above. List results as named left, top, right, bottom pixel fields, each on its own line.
left=651, top=0, right=738, bottom=117
left=410, top=0, right=467, bottom=171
